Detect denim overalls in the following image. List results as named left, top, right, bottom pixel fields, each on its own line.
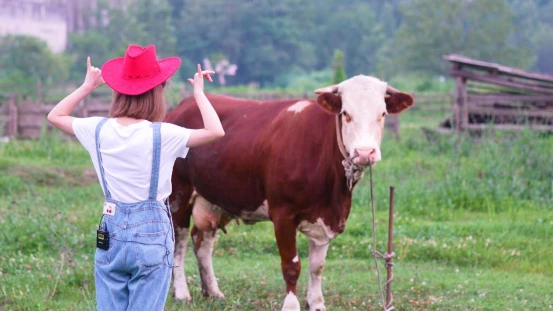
left=93, top=118, right=174, bottom=311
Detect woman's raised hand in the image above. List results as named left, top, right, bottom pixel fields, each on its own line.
left=187, top=64, right=215, bottom=93
left=83, top=56, right=106, bottom=91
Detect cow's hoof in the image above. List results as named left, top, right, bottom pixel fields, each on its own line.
left=282, top=292, right=301, bottom=311
left=202, top=288, right=225, bottom=299
left=173, top=290, right=192, bottom=302
left=209, top=290, right=225, bottom=299
left=306, top=297, right=326, bottom=311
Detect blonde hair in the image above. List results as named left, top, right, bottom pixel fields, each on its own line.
left=109, top=82, right=166, bottom=122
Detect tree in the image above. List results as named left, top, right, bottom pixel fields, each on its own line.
left=332, top=49, right=347, bottom=84
left=68, top=0, right=178, bottom=80
left=509, top=0, right=553, bottom=74
left=389, top=0, right=534, bottom=76
left=0, top=35, right=70, bottom=96
left=532, top=24, right=553, bottom=74
left=175, top=0, right=318, bottom=86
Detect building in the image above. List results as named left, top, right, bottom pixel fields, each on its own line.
left=0, top=0, right=123, bottom=53
left=0, top=0, right=69, bottom=52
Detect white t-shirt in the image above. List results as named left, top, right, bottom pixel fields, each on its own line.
left=73, top=117, right=192, bottom=203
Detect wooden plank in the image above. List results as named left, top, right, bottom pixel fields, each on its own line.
left=444, top=54, right=553, bottom=84
left=19, top=127, right=42, bottom=139
left=467, top=93, right=553, bottom=104
left=464, top=124, right=553, bottom=131
left=455, top=76, right=468, bottom=132
left=16, top=106, right=53, bottom=114
left=462, top=67, right=553, bottom=90
left=467, top=107, right=553, bottom=118
left=17, top=122, right=53, bottom=128
left=17, top=114, right=49, bottom=126
left=466, top=80, right=528, bottom=95
left=412, top=106, right=452, bottom=112
left=450, top=69, right=553, bottom=95
left=7, top=94, right=18, bottom=138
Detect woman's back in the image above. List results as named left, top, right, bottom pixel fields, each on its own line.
left=74, top=117, right=191, bottom=203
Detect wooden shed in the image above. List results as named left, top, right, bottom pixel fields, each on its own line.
left=440, top=54, right=553, bottom=133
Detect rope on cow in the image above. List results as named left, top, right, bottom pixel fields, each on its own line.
left=335, top=114, right=364, bottom=190
left=369, top=164, right=395, bottom=311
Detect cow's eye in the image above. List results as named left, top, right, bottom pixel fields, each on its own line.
left=343, top=111, right=352, bottom=123
left=378, top=111, right=387, bottom=122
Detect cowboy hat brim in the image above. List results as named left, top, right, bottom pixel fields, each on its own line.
left=101, top=56, right=181, bottom=96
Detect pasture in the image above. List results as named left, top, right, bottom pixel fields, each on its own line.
left=1, top=107, right=552, bottom=311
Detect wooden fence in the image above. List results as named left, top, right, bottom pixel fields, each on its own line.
left=444, top=54, right=553, bottom=133
left=0, top=94, right=111, bottom=140
left=0, top=92, right=450, bottom=140
left=410, top=93, right=454, bottom=112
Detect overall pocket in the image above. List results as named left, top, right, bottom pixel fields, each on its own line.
left=95, top=232, right=116, bottom=266
left=133, top=230, right=169, bottom=269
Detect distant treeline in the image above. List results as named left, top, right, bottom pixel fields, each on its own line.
left=1, top=0, right=552, bottom=92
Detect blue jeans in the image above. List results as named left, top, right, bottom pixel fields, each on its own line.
left=94, top=201, right=174, bottom=311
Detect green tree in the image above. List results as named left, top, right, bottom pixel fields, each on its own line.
left=0, top=35, right=70, bottom=96
left=332, top=49, right=347, bottom=84
left=532, top=24, right=553, bottom=74
left=68, top=0, right=178, bottom=80
left=388, top=0, right=534, bottom=76
left=175, top=0, right=314, bottom=86
left=509, top=0, right=553, bottom=74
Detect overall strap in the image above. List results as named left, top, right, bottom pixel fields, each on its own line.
left=148, top=122, right=162, bottom=201
left=94, top=117, right=111, bottom=200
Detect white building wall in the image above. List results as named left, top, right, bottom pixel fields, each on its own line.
left=0, top=0, right=67, bottom=53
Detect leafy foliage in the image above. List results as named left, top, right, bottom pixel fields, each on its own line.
left=0, top=35, right=70, bottom=96
left=2, top=0, right=553, bottom=89
left=332, top=49, right=347, bottom=84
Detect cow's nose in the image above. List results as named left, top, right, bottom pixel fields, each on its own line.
left=354, top=148, right=381, bottom=165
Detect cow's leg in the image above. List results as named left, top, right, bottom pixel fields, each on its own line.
left=273, top=216, right=301, bottom=311
left=170, top=184, right=194, bottom=302
left=173, top=225, right=191, bottom=301
left=305, top=239, right=330, bottom=311
left=190, top=196, right=230, bottom=298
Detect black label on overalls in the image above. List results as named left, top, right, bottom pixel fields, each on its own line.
left=96, top=229, right=110, bottom=250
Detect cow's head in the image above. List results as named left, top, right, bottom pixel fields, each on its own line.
left=315, top=75, right=413, bottom=166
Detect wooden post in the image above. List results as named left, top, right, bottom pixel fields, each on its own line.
left=36, top=78, right=43, bottom=103
left=455, top=76, right=468, bottom=133
left=81, top=104, right=89, bottom=118
left=385, top=186, right=395, bottom=310
left=7, top=94, right=18, bottom=138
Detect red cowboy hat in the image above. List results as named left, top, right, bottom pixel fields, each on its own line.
left=101, top=44, right=181, bottom=95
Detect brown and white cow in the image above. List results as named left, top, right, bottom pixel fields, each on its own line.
left=165, top=75, right=413, bottom=310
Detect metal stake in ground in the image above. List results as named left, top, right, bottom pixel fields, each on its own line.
left=369, top=164, right=396, bottom=311
left=385, top=186, right=396, bottom=310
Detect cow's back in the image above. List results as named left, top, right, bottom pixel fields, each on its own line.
left=166, top=94, right=336, bottom=216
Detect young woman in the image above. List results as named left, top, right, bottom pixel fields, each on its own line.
left=47, top=44, right=224, bottom=310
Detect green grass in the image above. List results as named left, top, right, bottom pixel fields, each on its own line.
left=1, top=107, right=552, bottom=310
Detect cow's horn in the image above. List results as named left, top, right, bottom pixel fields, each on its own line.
left=314, top=84, right=339, bottom=94
left=386, top=85, right=400, bottom=95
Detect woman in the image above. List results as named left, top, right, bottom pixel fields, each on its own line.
left=47, top=44, right=224, bottom=310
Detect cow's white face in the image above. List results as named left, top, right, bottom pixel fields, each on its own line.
left=339, top=76, right=388, bottom=166
left=315, top=75, right=414, bottom=166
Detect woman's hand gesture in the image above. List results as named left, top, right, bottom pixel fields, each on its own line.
left=83, top=56, right=105, bottom=91
left=187, top=64, right=215, bottom=93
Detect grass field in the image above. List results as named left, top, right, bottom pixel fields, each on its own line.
left=1, top=107, right=552, bottom=310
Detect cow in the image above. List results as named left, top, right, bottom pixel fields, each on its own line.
left=165, top=75, right=414, bottom=310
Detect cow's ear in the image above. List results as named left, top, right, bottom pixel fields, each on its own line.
left=316, top=93, right=342, bottom=114
left=385, top=92, right=414, bottom=114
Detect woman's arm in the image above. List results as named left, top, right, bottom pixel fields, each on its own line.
left=186, top=64, right=225, bottom=147
left=47, top=57, right=105, bottom=135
